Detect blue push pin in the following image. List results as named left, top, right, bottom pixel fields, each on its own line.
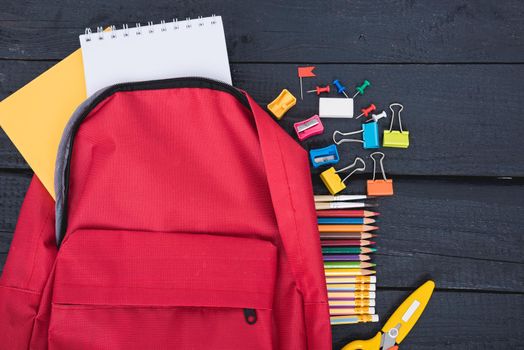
left=332, top=79, right=350, bottom=99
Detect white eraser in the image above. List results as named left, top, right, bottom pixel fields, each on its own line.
left=368, top=307, right=375, bottom=314
left=319, top=97, right=354, bottom=118
left=369, top=299, right=376, bottom=307
left=371, top=314, right=379, bottom=322
left=368, top=291, right=376, bottom=299
left=369, top=276, right=377, bottom=283
left=369, top=284, right=376, bottom=291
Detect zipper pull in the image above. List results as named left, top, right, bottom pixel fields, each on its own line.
left=243, top=308, right=257, bottom=325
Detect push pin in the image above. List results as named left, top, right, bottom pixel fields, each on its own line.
left=310, top=144, right=340, bottom=168
left=332, top=122, right=380, bottom=149
left=367, top=152, right=393, bottom=196
left=307, top=85, right=331, bottom=95
left=320, top=157, right=366, bottom=195
left=298, top=66, right=316, bottom=100
left=383, top=103, right=409, bottom=148
left=352, top=80, right=371, bottom=98
left=355, top=104, right=376, bottom=119
left=365, top=110, right=387, bottom=123
left=332, top=79, right=350, bottom=99
left=294, top=115, right=324, bottom=141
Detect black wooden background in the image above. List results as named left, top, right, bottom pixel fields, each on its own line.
left=1, top=1, right=524, bottom=349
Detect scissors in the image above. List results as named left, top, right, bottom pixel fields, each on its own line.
left=342, top=280, right=435, bottom=350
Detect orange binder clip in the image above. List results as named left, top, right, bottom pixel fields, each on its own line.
left=320, top=157, right=366, bottom=195
left=267, top=89, right=296, bottom=120
left=367, top=152, right=393, bottom=196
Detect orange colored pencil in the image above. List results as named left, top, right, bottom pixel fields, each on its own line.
left=320, top=232, right=376, bottom=240
left=319, top=225, right=378, bottom=233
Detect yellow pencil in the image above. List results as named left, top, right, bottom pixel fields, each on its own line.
left=324, top=268, right=376, bottom=277
left=326, top=283, right=376, bottom=292
left=329, top=306, right=375, bottom=316
left=330, top=314, right=379, bottom=325
left=328, top=299, right=375, bottom=307
left=325, top=276, right=377, bottom=284
left=328, top=291, right=376, bottom=299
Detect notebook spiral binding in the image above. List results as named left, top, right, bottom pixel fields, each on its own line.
left=84, top=15, right=218, bottom=42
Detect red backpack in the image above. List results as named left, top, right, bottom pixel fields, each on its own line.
left=0, top=78, right=331, bottom=349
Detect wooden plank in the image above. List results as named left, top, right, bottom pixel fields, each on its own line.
left=1, top=1, right=524, bottom=62
left=332, top=290, right=524, bottom=350
left=0, top=173, right=522, bottom=292
left=1, top=60, right=524, bottom=176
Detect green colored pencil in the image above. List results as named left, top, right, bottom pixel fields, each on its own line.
left=324, top=261, right=376, bottom=269
left=322, top=247, right=376, bottom=254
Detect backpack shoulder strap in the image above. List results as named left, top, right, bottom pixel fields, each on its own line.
left=245, top=94, right=331, bottom=348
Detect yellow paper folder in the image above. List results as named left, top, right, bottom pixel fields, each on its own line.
left=0, top=49, right=87, bottom=199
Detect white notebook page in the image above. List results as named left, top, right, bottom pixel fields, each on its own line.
left=80, top=16, right=232, bottom=96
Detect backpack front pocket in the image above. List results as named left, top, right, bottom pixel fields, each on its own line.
left=49, top=230, right=277, bottom=350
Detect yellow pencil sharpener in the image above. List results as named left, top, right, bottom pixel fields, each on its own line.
left=267, top=89, right=297, bottom=120
left=320, top=167, right=346, bottom=195
left=382, top=130, right=410, bottom=149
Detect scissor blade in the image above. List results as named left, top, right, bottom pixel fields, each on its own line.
left=381, top=280, right=435, bottom=345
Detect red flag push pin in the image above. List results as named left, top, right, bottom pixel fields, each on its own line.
left=298, top=66, right=316, bottom=100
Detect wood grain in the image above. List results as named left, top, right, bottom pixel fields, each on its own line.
left=1, top=60, right=524, bottom=176
left=1, top=0, right=524, bottom=63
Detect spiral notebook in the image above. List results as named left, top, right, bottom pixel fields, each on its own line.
left=80, top=16, right=232, bottom=96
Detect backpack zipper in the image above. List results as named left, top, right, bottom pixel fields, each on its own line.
left=243, top=308, right=258, bottom=325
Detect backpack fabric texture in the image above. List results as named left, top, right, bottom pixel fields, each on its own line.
left=0, top=78, right=331, bottom=349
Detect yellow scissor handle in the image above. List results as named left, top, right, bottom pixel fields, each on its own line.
left=341, top=332, right=382, bottom=350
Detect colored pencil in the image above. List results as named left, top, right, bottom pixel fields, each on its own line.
left=318, top=217, right=376, bottom=225
left=328, top=299, right=375, bottom=307
left=323, top=254, right=371, bottom=262
left=327, top=283, right=376, bottom=292
left=324, top=268, right=376, bottom=277
left=318, top=225, right=378, bottom=233
left=330, top=314, right=379, bottom=325
left=322, top=247, right=376, bottom=254
left=324, top=261, right=376, bottom=269
left=328, top=291, right=375, bottom=299
left=321, top=239, right=375, bottom=247
left=316, top=210, right=379, bottom=218
left=329, top=306, right=375, bottom=316
left=314, top=195, right=371, bottom=202
left=315, top=202, right=377, bottom=210
left=326, top=276, right=376, bottom=284
left=320, top=232, right=376, bottom=240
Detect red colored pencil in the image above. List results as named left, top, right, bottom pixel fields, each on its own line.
left=316, top=210, right=379, bottom=218
left=321, top=239, right=375, bottom=247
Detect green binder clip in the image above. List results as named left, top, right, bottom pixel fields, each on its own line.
left=383, top=103, right=409, bottom=148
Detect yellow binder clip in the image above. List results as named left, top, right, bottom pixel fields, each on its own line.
left=320, top=157, right=366, bottom=195
left=383, top=103, right=409, bottom=148
left=267, top=89, right=297, bottom=120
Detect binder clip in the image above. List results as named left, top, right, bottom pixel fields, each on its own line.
left=367, top=152, right=394, bottom=196
left=310, top=144, right=339, bottom=168
left=383, top=103, right=409, bottom=148
left=267, top=89, right=296, bottom=120
left=294, top=115, right=324, bottom=141
left=332, top=122, right=380, bottom=149
left=320, top=157, right=366, bottom=195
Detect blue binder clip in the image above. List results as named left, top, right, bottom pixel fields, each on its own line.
left=309, top=144, right=340, bottom=168
left=332, top=121, right=380, bottom=149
